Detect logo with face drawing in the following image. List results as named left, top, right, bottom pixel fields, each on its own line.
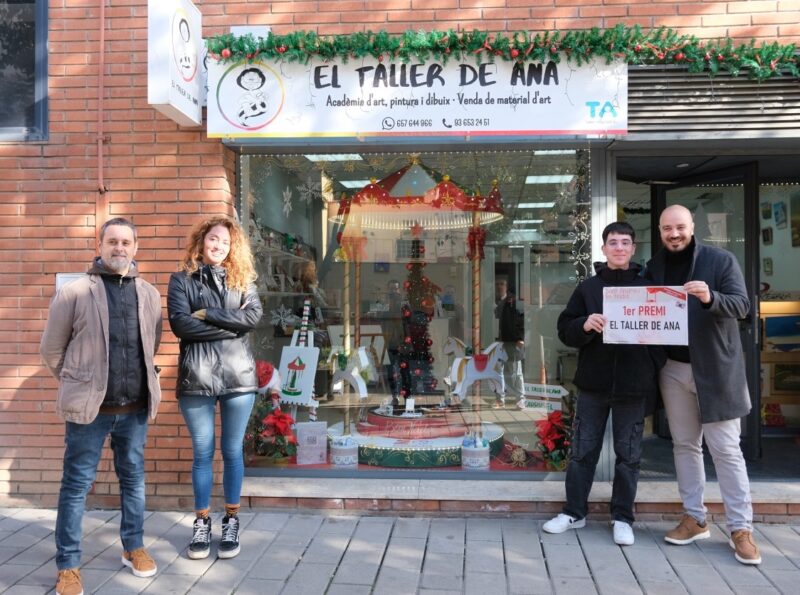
left=216, top=61, right=285, bottom=131
left=171, top=10, right=197, bottom=82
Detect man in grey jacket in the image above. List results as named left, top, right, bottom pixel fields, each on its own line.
left=646, top=205, right=759, bottom=565
left=40, top=218, right=163, bottom=595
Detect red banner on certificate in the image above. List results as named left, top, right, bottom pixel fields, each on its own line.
left=602, top=285, right=688, bottom=345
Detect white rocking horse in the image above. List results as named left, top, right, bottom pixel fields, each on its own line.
left=449, top=341, right=508, bottom=402
left=328, top=346, right=370, bottom=400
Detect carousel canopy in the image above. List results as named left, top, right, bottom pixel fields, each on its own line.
left=330, top=160, right=504, bottom=231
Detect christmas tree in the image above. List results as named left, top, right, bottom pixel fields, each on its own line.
left=397, top=239, right=440, bottom=401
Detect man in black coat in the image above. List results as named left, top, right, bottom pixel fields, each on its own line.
left=494, top=276, right=524, bottom=407
left=646, top=204, right=760, bottom=565
left=544, top=221, right=665, bottom=546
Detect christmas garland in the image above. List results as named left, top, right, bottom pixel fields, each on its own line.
left=206, top=25, right=798, bottom=81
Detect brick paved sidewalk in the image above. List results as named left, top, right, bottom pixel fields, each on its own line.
left=1, top=507, right=798, bottom=594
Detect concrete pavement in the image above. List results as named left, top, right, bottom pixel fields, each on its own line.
left=1, top=507, right=798, bottom=594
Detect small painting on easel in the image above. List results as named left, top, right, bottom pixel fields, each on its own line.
left=278, top=346, right=319, bottom=405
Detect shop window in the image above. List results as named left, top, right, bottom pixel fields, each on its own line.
left=240, top=149, right=591, bottom=475
left=0, top=0, right=47, bottom=141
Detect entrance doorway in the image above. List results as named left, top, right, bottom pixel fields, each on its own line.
left=617, top=153, right=800, bottom=470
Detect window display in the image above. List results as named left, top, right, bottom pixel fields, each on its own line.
left=240, top=149, right=591, bottom=474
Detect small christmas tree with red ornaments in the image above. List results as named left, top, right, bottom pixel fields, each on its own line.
left=396, top=238, right=441, bottom=403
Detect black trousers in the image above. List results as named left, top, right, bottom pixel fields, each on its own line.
left=563, top=391, right=645, bottom=524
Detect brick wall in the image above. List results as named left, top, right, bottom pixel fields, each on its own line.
left=1, top=1, right=798, bottom=509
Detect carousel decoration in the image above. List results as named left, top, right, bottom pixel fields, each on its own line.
left=327, top=159, right=508, bottom=468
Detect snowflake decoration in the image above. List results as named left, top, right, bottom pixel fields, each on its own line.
left=343, top=160, right=358, bottom=173
left=270, top=304, right=298, bottom=329
left=282, top=186, right=293, bottom=217
left=297, top=175, right=322, bottom=204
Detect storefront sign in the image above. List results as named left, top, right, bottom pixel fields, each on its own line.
left=603, top=286, right=688, bottom=345
left=147, top=0, right=203, bottom=126
left=207, top=57, right=627, bottom=138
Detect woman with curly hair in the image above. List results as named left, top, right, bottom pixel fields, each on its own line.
left=167, top=216, right=262, bottom=560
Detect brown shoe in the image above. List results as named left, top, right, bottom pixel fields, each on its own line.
left=664, top=514, right=711, bottom=545
left=56, top=568, right=83, bottom=595
left=730, top=529, right=762, bottom=565
left=121, top=547, right=158, bottom=578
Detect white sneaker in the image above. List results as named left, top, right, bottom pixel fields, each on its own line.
left=543, top=513, right=586, bottom=534
left=613, top=520, right=634, bottom=546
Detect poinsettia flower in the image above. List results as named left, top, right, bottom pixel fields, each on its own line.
left=535, top=418, right=554, bottom=437
left=263, top=409, right=296, bottom=436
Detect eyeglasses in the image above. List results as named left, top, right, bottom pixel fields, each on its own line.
left=605, top=240, right=633, bottom=248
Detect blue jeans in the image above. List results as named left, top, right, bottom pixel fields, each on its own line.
left=179, top=392, right=255, bottom=511
left=55, top=409, right=149, bottom=570
left=563, top=391, right=645, bottom=524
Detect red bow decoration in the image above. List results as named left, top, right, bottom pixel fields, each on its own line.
left=467, top=226, right=486, bottom=261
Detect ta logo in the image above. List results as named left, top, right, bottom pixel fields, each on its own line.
left=585, top=101, right=617, bottom=118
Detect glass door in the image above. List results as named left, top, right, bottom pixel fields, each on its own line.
left=655, top=164, right=760, bottom=459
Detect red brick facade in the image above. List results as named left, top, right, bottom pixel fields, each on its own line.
left=1, top=1, right=798, bottom=509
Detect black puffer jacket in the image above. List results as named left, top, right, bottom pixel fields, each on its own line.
left=557, top=262, right=666, bottom=403
left=167, top=266, right=263, bottom=398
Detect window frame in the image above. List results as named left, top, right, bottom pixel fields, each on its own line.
left=0, top=0, right=48, bottom=141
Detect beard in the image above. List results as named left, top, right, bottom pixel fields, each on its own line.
left=103, top=255, right=132, bottom=274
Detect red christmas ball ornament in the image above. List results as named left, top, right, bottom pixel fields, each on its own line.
left=277, top=45, right=287, bottom=54
left=403, top=309, right=411, bottom=318
left=550, top=45, right=558, bottom=54
left=378, top=54, right=384, bottom=62
left=704, top=52, right=711, bottom=61
left=430, top=379, right=438, bottom=389
left=421, top=276, right=429, bottom=284
left=221, top=48, right=232, bottom=59
left=674, top=52, right=685, bottom=62
left=656, top=52, right=665, bottom=60
left=403, top=280, right=411, bottom=289
left=418, top=246, right=425, bottom=254
left=421, top=298, right=432, bottom=308
left=426, top=338, right=433, bottom=347
left=633, top=44, right=642, bottom=54
left=510, top=48, right=520, bottom=59
left=400, top=361, right=408, bottom=369
left=716, top=54, right=725, bottom=62
left=428, top=355, right=435, bottom=363
left=414, top=368, right=422, bottom=376
left=246, top=53, right=253, bottom=60
left=404, top=336, right=412, bottom=344
left=405, top=263, right=413, bottom=271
